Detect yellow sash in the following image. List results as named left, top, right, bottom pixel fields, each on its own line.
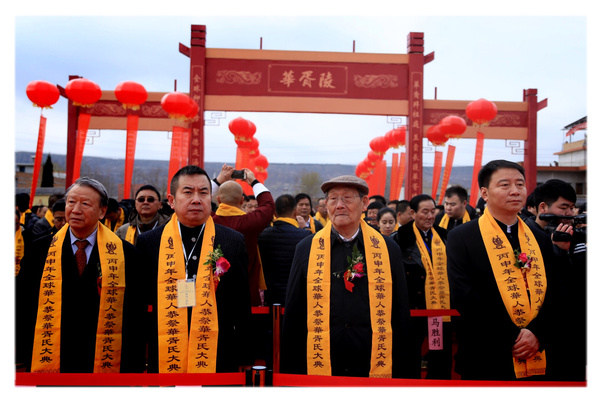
left=412, top=224, right=451, bottom=322
left=438, top=212, right=470, bottom=229
left=308, top=217, right=316, bottom=233
left=125, top=225, right=136, bottom=244
left=216, top=203, right=245, bottom=217
left=478, top=209, right=547, bottom=378
left=315, top=212, right=328, bottom=226
left=103, top=208, right=125, bottom=232
left=157, top=214, right=219, bottom=373
left=306, top=220, right=393, bottom=378
left=31, top=223, right=126, bottom=373
left=15, top=228, right=24, bottom=276
left=44, top=209, right=54, bottom=228
left=274, top=217, right=299, bottom=228
left=20, top=209, right=31, bottom=225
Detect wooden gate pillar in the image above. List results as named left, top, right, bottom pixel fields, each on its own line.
left=180, top=25, right=207, bottom=167
left=523, top=88, right=547, bottom=194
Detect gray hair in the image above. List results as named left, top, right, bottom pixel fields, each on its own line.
left=66, top=177, right=109, bottom=207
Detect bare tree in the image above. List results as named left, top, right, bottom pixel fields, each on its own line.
left=297, top=171, right=322, bottom=199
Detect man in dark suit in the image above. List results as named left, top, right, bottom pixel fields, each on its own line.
left=16, top=177, right=145, bottom=373
left=136, top=165, right=252, bottom=373
left=447, top=160, right=569, bottom=381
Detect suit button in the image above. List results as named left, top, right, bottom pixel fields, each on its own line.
left=345, top=322, right=352, bottom=329
left=417, top=291, right=422, bottom=295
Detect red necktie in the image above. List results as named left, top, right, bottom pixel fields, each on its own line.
left=75, top=239, right=89, bottom=276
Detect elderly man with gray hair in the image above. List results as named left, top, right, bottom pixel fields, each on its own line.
left=281, top=175, right=420, bottom=379
left=16, top=177, right=145, bottom=373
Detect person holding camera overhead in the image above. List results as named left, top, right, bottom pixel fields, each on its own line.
left=212, top=164, right=275, bottom=307
left=524, top=178, right=586, bottom=381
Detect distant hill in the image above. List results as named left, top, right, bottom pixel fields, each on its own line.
left=15, top=151, right=475, bottom=200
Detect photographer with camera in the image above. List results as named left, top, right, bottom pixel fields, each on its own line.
left=525, top=178, right=586, bottom=381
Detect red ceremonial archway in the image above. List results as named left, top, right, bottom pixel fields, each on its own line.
left=63, top=25, right=546, bottom=198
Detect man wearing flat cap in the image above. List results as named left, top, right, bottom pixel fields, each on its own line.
left=281, top=175, right=420, bottom=379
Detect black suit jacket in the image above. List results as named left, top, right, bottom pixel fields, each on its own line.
left=16, top=229, right=145, bottom=372
left=136, top=222, right=252, bottom=373
left=446, top=218, right=558, bottom=380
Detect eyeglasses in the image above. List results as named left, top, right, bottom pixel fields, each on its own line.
left=326, top=195, right=361, bottom=205
left=136, top=196, right=156, bottom=203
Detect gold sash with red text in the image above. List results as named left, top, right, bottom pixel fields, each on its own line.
left=412, top=224, right=451, bottom=322
left=306, top=219, right=393, bottom=378
left=157, top=214, right=219, bottom=373
left=31, top=223, right=126, bottom=373
left=478, top=209, right=547, bottom=378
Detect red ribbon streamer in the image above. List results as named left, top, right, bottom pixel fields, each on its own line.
left=469, top=132, right=485, bottom=207
left=29, top=115, right=47, bottom=209
left=123, top=114, right=139, bottom=200
left=167, top=126, right=184, bottom=195
left=431, top=150, right=443, bottom=201
left=72, top=112, right=91, bottom=182
left=438, top=145, right=456, bottom=204
left=389, top=153, right=399, bottom=201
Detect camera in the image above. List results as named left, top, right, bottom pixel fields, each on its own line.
left=537, top=213, right=586, bottom=242
left=231, top=169, right=246, bottom=180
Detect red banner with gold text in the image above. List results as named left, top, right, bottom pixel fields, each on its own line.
left=29, top=115, right=47, bottom=208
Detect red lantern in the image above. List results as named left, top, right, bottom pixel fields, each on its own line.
left=115, top=81, right=147, bottom=110
left=367, top=150, right=383, bottom=167
left=229, top=117, right=257, bottom=147
left=369, top=136, right=390, bottom=155
left=466, top=98, right=498, bottom=127
left=65, top=78, right=102, bottom=107
left=254, top=154, right=269, bottom=171
left=161, top=92, right=193, bottom=120
left=355, top=161, right=371, bottom=179
left=439, top=115, right=467, bottom=139
left=392, top=126, right=406, bottom=147
left=255, top=170, right=268, bottom=183
left=26, top=80, right=60, bottom=109
left=186, top=97, right=199, bottom=121
left=426, top=124, right=448, bottom=146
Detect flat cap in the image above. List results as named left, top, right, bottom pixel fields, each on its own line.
left=321, top=175, right=369, bottom=194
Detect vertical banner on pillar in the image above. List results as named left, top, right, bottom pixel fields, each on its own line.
left=29, top=115, right=47, bottom=208
left=431, top=151, right=443, bottom=201
left=123, top=114, right=139, bottom=200
left=167, top=127, right=183, bottom=195
left=469, top=132, right=485, bottom=207
left=439, top=145, right=456, bottom=204
left=397, top=152, right=407, bottom=200
left=407, top=66, right=424, bottom=199
left=180, top=128, right=190, bottom=168
left=371, top=161, right=381, bottom=196
left=389, top=153, right=399, bottom=201
left=73, top=112, right=91, bottom=182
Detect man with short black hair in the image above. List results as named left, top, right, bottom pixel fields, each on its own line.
left=102, top=198, right=128, bottom=232
left=137, top=165, right=252, bottom=373
left=116, top=184, right=170, bottom=245
left=396, top=199, right=413, bottom=227
left=447, top=160, right=563, bottom=380
left=295, top=193, right=323, bottom=233
left=435, top=185, right=475, bottom=232
left=393, top=194, right=452, bottom=379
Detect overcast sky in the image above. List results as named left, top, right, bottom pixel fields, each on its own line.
left=8, top=2, right=590, bottom=172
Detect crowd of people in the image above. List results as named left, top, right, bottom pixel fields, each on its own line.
left=14, top=159, right=586, bottom=382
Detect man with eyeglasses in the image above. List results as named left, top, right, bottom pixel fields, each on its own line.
left=116, top=184, right=171, bottom=245
left=281, top=175, right=419, bottom=379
